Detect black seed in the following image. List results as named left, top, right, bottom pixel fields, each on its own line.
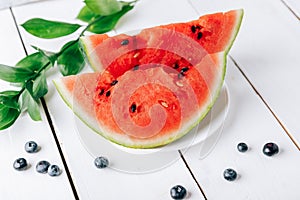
left=191, top=25, right=196, bottom=33
left=130, top=103, right=137, bottom=113
left=133, top=65, right=139, bottom=71
left=106, top=91, right=111, bottom=97
left=120, top=39, right=129, bottom=45
left=173, top=63, right=179, bottom=69
left=180, top=67, right=189, bottom=73
left=197, top=32, right=203, bottom=40
left=178, top=73, right=184, bottom=79
left=99, top=89, right=105, bottom=95
left=111, top=80, right=118, bottom=86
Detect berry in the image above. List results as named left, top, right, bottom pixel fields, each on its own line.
left=36, top=160, right=50, bottom=174
left=94, top=157, right=109, bottom=169
left=237, top=142, right=248, bottom=152
left=48, top=165, right=61, bottom=176
left=13, top=158, right=28, bottom=171
left=170, top=185, right=187, bottom=199
left=25, top=141, right=39, bottom=153
left=263, top=142, right=279, bottom=156
left=223, top=168, right=237, bottom=181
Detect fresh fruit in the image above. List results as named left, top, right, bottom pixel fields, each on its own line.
left=170, top=185, right=187, bottom=199
left=263, top=142, right=279, bottom=156
left=237, top=142, right=248, bottom=152
left=36, top=160, right=51, bottom=174
left=25, top=141, right=39, bottom=153
left=94, top=157, right=109, bottom=169
left=54, top=10, right=243, bottom=148
left=13, top=158, right=28, bottom=171
left=48, top=165, right=61, bottom=176
left=81, top=10, right=244, bottom=72
left=223, top=168, right=237, bottom=181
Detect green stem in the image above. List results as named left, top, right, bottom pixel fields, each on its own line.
left=80, top=15, right=104, bottom=36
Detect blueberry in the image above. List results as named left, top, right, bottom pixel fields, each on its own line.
left=36, top=160, right=50, bottom=174
left=223, top=168, right=237, bottom=181
left=237, top=142, right=248, bottom=152
left=263, top=142, right=279, bottom=156
left=170, top=185, right=187, bottom=199
left=25, top=141, right=39, bottom=153
left=94, top=157, right=109, bottom=169
left=48, top=165, right=61, bottom=176
left=13, top=158, right=28, bottom=171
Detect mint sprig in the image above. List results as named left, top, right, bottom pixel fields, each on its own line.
left=0, top=0, right=136, bottom=130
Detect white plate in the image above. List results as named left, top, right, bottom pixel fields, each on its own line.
left=73, top=84, right=229, bottom=173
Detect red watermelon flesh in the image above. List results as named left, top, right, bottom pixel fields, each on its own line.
left=81, top=10, right=242, bottom=72
left=54, top=10, right=243, bottom=148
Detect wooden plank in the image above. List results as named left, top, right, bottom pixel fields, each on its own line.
left=12, top=0, right=206, bottom=199
left=0, top=8, right=74, bottom=200
left=182, top=58, right=300, bottom=199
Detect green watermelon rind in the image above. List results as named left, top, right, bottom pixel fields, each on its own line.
left=79, top=37, right=101, bottom=72
left=54, top=10, right=243, bottom=149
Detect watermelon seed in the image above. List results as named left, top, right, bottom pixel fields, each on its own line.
left=191, top=25, right=202, bottom=33
left=111, top=80, right=118, bottom=86
left=133, top=52, right=140, bottom=58
left=133, top=65, right=139, bottom=71
left=197, top=32, right=203, bottom=40
left=130, top=103, right=137, bottom=113
left=178, top=73, right=184, bottom=79
left=173, top=63, right=179, bottom=69
left=106, top=91, right=111, bottom=97
left=180, top=67, right=189, bottom=73
left=158, top=100, right=168, bottom=108
left=120, top=39, right=129, bottom=45
left=191, top=25, right=197, bottom=33
left=99, top=89, right=105, bottom=96
left=176, top=80, right=184, bottom=87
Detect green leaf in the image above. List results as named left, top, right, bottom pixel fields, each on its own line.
left=24, top=71, right=48, bottom=101
left=0, top=96, right=19, bottom=109
left=20, top=89, right=41, bottom=121
left=0, top=90, right=19, bottom=96
left=0, top=104, right=20, bottom=130
left=0, top=90, right=20, bottom=109
left=57, top=41, right=85, bottom=76
left=16, top=52, right=51, bottom=71
left=77, top=6, right=99, bottom=22
left=21, top=18, right=81, bottom=39
left=32, top=70, right=48, bottom=100
left=0, top=64, right=33, bottom=83
left=30, top=46, right=57, bottom=65
left=85, top=0, right=123, bottom=16
left=0, top=91, right=21, bottom=130
left=87, top=5, right=133, bottom=34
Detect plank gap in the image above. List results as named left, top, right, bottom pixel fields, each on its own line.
left=9, top=7, right=81, bottom=200
left=229, top=55, right=300, bottom=151
left=178, top=150, right=208, bottom=200
left=281, top=0, right=300, bottom=21
left=9, top=7, right=28, bottom=55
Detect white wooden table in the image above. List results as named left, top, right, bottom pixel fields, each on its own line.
left=0, top=0, right=300, bottom=199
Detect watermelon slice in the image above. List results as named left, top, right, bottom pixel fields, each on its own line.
left=54, top=10, right=243, bottom=148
